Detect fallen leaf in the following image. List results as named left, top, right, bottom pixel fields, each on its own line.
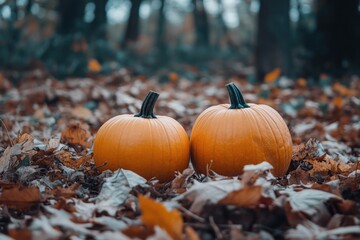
left=122, top=225, right=154, bottom=239
left=219, top=186, right=271, bottom=208
left=171, top=168, right=195, bottom=194
left=282, top=189, right=341, bottom=218
left=0, top=146, right=12, bottom=173
left=0, top=185, right=41, bottom=209
left=8, top=229, right=32, bottom=240
left=175, top=179, right=242, bottom=214
left=71, top=106, right=93, bottom=120
left=264, top=68, right=281, bottom=83
left=88, top=59, right=102, bottom=73
left=296, top=78, right=307, bottom=87
left=286, top=220, right=360, bottom=239
left=47, top=183, right=80, bottom=198
left=91, top=169, right=147, bottom=215
left=139, top=195, right=183, bottom=240
left=55, top=151, right=91, bottom=169
left=60, top=121, right=93, bottom=148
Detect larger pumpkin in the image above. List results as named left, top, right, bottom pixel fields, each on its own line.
left=94, top=91, right=189, bottom=182
left=190, top=83, right=292, bottom=176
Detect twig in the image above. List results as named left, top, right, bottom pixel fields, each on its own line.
left=0, top=118, right=13, bottom=146
left=209, top=216, right=224, bottom=239
left=178, top=206, right=206, bottom=223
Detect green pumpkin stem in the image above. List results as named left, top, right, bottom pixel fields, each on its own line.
left=226, top=84, right=243, bottom=109
left=226, top=83, right=250, bottom=109
left=231, top=83, right=250, bottom=108
left=134, top=91, right=159, bottom=118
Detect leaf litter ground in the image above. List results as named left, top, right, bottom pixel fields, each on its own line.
left=0, top=71, right=359, bottom=239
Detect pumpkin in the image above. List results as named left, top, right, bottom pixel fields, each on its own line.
left=190, top=83, right=292, bottom=176
left=93, top=91, right=190, bottom=182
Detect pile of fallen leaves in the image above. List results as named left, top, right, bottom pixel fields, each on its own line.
left=0, top=70, right=359, bottom=239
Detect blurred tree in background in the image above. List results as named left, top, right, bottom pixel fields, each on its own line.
left=0, top=0, right=359, bottom=81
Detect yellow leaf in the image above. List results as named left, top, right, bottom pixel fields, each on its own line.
left=139, top=195, right=183, bottom=240
left=88, top=59, right=102, bottom=73
left=264, top=68, right=281, bottom=83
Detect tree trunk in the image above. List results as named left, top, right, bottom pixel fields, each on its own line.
left=256, top=0, right=291, bottom=81
left=91, top=0, right=108, bottom=38
left=26, top=0, right=33, bottom=15
left=155, top=0, right=166, bottom=50
left=57, top=0, right=86, bottom=35
left=192, top=0, right=210, bottom=47
left=313, top=0, right=360, bottom=77
left=122, top=0, right=142, bottom=48
left=216, top=0, right=236, bottom=49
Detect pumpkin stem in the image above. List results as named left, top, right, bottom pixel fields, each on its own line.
left=134, top=91, right=159, bottom=118
left=226, top=83, right=250, bottom=109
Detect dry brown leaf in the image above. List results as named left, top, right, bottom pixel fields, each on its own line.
left=171, top=168, right=195, bottom=194
left=0, top=73, right=12, bottom=91
left=14, top=133, right=34, bottom=144
left=122, top=225, right=154, bottom=239
left=55, top=151, right=91, bottom=169
left=71, top=106, right=93, bottom=120
left=292, top=143, right=307, bottom=161
left=306, top=158, right=351, bottom=175
left=0, top=185, right=41, bottom=209
left=139, top=195, right=183, bottom=240
left=61, top=121, right=92, bottom=148
left=47, top=183, right=80, bottom=198
left=8, top=229, right=32, bottom=240
left=264, top=68, right=281, bottom=83
left=219, top=186, right=272, bottom=208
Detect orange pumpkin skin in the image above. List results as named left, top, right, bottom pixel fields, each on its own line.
left=93, top=92, right=189, bottom=182
left=190, top=84, right=292, bottom=177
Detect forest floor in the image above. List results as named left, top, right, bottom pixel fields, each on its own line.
left=0, top=69, right=359, bottom=239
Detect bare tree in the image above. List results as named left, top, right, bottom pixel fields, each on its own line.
left=57, top=0, right=86, bottom=35
left=313, top=0, right=360, bottom=76
left=256, top=0, right=291, bottom=81
left=91, top=0, right=108, bottom=38
left=122, top=0, right=143, bottom=48
left=192, top=0, right=210, bottom=47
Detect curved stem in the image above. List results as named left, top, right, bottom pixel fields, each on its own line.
left=134, top=91, right=159, bottom=118
left=230, top=82, right=250, bottom=108
left=226, top=83, right=250, bottom=109
left=226, top=84, right=243, bottom=109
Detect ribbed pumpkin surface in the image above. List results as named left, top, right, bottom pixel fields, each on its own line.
left=93, top=91, right=190, bottom=182
left=94, top=115, right=189, bottom=182
left=190, top=84, right=292, bottom=177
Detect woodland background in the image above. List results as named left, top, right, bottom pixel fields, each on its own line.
left=0, top=0, right=360, bottom=80
left=0, top=0, right=360, bottom=239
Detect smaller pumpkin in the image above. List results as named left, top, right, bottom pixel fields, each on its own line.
left=93, top=91, right=189, bottom=182
left=190, top=83, right=292, bottom=176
